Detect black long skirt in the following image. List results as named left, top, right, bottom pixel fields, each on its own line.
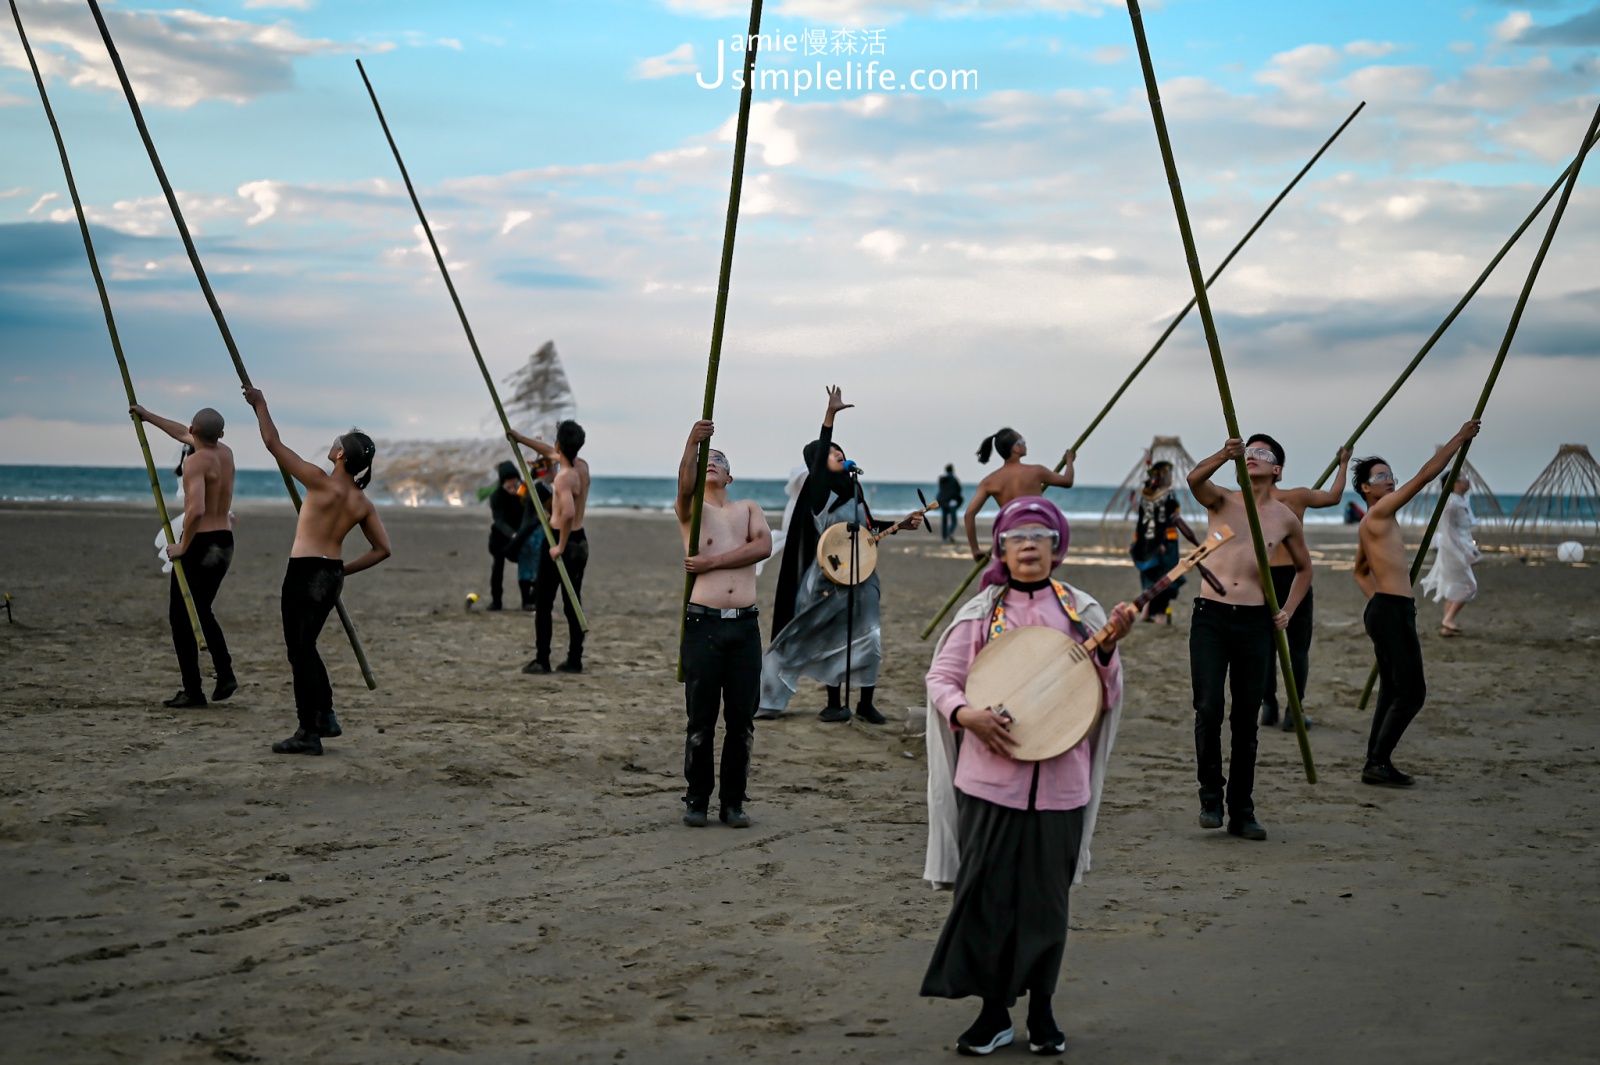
left=920, top=793, right=1084, bottom=1005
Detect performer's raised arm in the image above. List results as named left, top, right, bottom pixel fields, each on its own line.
left=242, top=387, right=327, bottom=490
left=1368, top=421, right=1481, bottom=520
left=1187, top=438, right=1241, bottom=509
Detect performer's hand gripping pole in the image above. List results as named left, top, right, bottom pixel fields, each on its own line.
left=1126, top=0, right=1316, bottom=782
left=11, top=0, right=205, bottom=651
left=87, top=0, right=375, bottom=688
left=354, top=60, right=584, bottom=635
left=677, top=0, right=766, bottom=681
left=1354, top=99, right=1600, bottom=711
left=919, top=102, right=1364, bottom=641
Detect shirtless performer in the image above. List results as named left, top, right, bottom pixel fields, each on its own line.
left=1186, top=437, right=1312, bottom=841
left=242, top=387, right=391, bottom=756
left=675, top=420, right=772, bottom=828
left=131, top=403, right=237, bottom=708
left=964, top=428, right=1076, bottom=561
left=1352, top=420, right=1481, bottom=788
left=1257, top=440, right=1352, bottom=730
left=510, top=422, right=591, bottom=674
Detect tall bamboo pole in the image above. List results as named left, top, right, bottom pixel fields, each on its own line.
left=354, top=59, right=586, bottom=633
left=1126, top=0, right=1315, bottom=782
left=9, top=0, right=205, bottom=651
left=1312, top=127, right=1600, bottom=491
left=1356, top=99, right=1600, bottom=711
left=85, top=0, right=376, bottom=688
left=920, top=103, right=1365, bottom=640
left=677, top=0, right=765, bottom=680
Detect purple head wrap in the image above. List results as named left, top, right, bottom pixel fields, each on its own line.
left=981, top=495, right=1071, bottom=589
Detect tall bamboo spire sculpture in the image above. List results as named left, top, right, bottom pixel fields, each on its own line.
left=920, top=103, right=1364, bottom=640
left=1310, top=125, right=1600, bottom=491
left=8, top=0, right=205, bottom=651
left=1355, top=99, right=1600, bottom=711
left=354, top=59, right=586, bottom=633
left=678, top=0, right=765, bottom=680
left=85, top=0, right=376, bottom=689
left=1125, top=0, right=1316, bottom=781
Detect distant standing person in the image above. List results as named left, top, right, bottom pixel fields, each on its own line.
left=510, top=421, right=590, bottom=674
left=675, top=420, right=772, bottom=829
left=487, top=460, right=535, bottom=612
left=964, top=429, right=1076, bottom=561
left=1421, top=473, right=1482, bottom=637
left=1352, top=420, right=1481, bottom=787
left=242, top=387, right=391, bottom=756
left=936, top=464, right=963, bottom=543
left=131, top=403, right=238, bottom=709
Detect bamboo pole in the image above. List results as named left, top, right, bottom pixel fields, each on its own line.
left=1126, top=0, right=1316, bottom=782
left=1356, top=99, right=1600, bottom=711
left=9, top=0, right=205, bottom=652
left=85, top=0, right=376, bottom=688
left=354, top=59, right=586, bottom=633
left=919, top=103, right=1365, bottom=640
left=1313, top=126, right=1600, bottom=491
left=677, top=0, right=766, bottom=681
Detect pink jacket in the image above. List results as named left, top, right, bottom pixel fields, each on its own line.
left=926, top=585, right=1123, bottom=811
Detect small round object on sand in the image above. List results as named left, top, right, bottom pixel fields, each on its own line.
left=1556, top=541, right=1584, bottom=563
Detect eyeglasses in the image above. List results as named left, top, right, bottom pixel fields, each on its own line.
left=999, top=529, right=1060, bottom=550
left=1368, top=470, right=1395, bottom=484
left=1243, top=446, right=1278, bottom=463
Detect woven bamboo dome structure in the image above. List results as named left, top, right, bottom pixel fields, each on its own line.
left=1399, top=447, right=1504, bottom=529
left=1504, top=444, right=1600, bottom=555
left=1099, top=436, right=1204, bottom=549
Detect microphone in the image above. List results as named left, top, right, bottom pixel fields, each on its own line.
left=842, top=459, right=865, bottom=476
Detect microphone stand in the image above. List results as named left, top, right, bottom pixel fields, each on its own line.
left=842, top=465, right=864, bottom=718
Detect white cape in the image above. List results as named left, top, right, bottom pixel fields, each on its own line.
left=923, top=581, right=1124, bottom=889
left=755, top=464, right=808, bottom=576
left=1421, top=493, right=1481, bottom=603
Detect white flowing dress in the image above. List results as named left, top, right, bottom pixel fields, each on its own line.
left=1421, top=493, right=1481, bottom=604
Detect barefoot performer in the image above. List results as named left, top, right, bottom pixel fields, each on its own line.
left=8, top=0, right=211, bottom=694
left=132, top=405, right=238, bottom=709
left=758, top=386, right=923, bottom=724
left=356, top=58, right=585, bottom=638
left=509, top=424, right=591, bottom=674
left=921, top=497, right=1136, bottom=1055
left=243, top=388, right=391, bottom=756
left=675, top=421, right=771, bottom=829
left=1258, top=441, right=1351, bottom=730
left=89, top=0, right=375, bottom=688
left=1126, top=0, right=1318, bottom=783
left=919, top=102, right=1365, bottom=640
left=963, top=429, right=1076, bottom=561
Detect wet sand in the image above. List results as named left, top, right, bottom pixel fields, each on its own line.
left=1, top=502, right=1597, bottom=1063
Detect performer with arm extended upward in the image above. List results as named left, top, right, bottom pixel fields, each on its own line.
left=963, top=429, right=1076, bottom=562
left=509, top=422, right=591, bottom=675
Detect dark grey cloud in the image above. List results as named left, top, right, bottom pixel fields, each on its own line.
left=0, top=220, right=156, bottom=280
left=1520, top=5, right=1600, bottom=45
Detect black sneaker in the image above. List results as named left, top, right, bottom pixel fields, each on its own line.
left=555, top=659, right=583, bottom=674
left=1361, top=760, right=1414, bottom=787
left=521, top=659, right=551, bottom=675
left=272, top=729, right=323, bottom=756
left=1198, top=800, right=1224, bottom=830
left=1227, top=815, right=1268, bottom=841
left=1028, top=1026, right=1066, bottom=1055
left=1282, top=711, right=1313, bottom=732
left=211, top=675, right=238, bottom=702
left=682, top=804, right=709, bottom=828
left=957, top=1019, right=1014, bottom=1057
left=320, top=711, right=342, bottom=739
left=162, top=690, right=207, bottom=709
left=818, top=705, right=852, bottom=723
left=855, top=704, right=887, bottom=725
left=719, top=806, right=751, bottom=828
left=1259, top=698, right=1279, bottom=727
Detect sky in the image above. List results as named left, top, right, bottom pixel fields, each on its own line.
left=1, top=0, right=1597, bottom=491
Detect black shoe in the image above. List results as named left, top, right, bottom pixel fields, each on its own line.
left=753, top=707, right=784, bottom=721
left=818, top=705, right=852, bottom=722
left=957, top=1018, right=1014, bottom=1057
left=855, top=703, right=887, bottom=725
left=521, top=659, right=551, bottom=675
left=162, top=689, right=207, bottom=709
left=1198, top=800, right=1224, bottom=830
left=211, top=675, right=238, bottom=702
left=1227, top=815, right=1268, bottom=840
left=556, top=659, right=583, bottom=674
left=1361, top=760, right=1415, bottom=787
left=1260, top=698, right=1279, bottom=727
left=682, top=804, right=709, bottom=828
left=486, top=602, right=504, bottom=612
left=1028, top=1026, right=1066, bottom=1055
left=320, top=710, right=342, bottom=739
left=272, top=729, right=323, bottom=756
left=720, top=806, right=751, bottom=828
left=1282, top=712, right=1313, bottom=732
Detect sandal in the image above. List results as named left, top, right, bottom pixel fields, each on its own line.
left=1440, top=624, right=1462, bottom=638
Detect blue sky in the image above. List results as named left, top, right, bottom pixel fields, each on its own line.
left=1, top=0, right=1597, bottom=489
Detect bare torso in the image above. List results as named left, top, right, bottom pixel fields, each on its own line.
left=554, top=458, right=590, bottom=534
left=185, top=443, right=235, bottom=533
left=1268, top=489, right=1310, bottom=566
left=981, top=462, right=1060, bottom=507
left=1354, top=510, right=1413, bottom=598
left=1200, top=489, right=1300, bottom=606
left=290, top=477, right=376, bottom=560
left=682, top=498, right=764, bottom=608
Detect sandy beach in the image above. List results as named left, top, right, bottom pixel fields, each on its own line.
left=1, top=501, right=1597, bottom=1064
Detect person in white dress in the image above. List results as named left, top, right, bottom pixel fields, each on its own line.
left=1421, top=475, right=1481, bottom=636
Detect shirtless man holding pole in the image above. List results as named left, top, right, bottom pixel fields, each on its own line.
left=675, top=420, right=772, bottom=829
left=1351, top=419, right=1481, bottom=788
left=510, top=422, right=591, bottom=674
left=242, top=387, right=391, bottom=756
left=131, top=403, right=237, bottom=708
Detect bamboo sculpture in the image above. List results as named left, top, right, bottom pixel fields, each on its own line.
left=1505, top=444, right=1600, bottom=554
left=86, top=0, right=376, bottom=688
left=9, top=0, right=205, bottom=650
left=355, top=60, right=586, bottom=632
left=1126, top=0, right=1316, bottom=781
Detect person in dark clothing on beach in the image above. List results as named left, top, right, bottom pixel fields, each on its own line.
left=509, top=421, right=590, bottom=674
left=487, top=460, right=537, bottom=611
left=937, top=464, right=963, bottom=542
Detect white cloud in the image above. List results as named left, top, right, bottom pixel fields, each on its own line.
left=1344, top=40, right=1400, bottom=58
left=28, top=192, right=59, bottom=215
left=657, top=0, right=1114, bottom=24
left=1494, top=12, right=1534, bottom=43
left=502, top=210, right=534, bottom=235
left=243, top=0, right=315, bottom=8
left=857, top=228, right=905, bottom=259
left=238, top=180, right=282, bottom=225
left=634, top=43, right=697, bottom=80
left=719, top=100, right=800, bottom=165
left=1089, top=45, right=1126, bottom=64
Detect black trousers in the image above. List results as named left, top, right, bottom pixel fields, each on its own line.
left=281, top=557, right=344, bottom=734
left=681, top=609, right=761, bottom=807
left=1190, top=598, right=1274, bottom=816
left=489, top=532, right=509, bottom=606
left=1263, top=565, right=1313, bottom=708
left=534, top=529, right=588, bottom=665
left=940, top=503, right=959, bottom=541
left=169, top=530, right=233, bottom=696
left=1364, top=593, right=1426, bottom=764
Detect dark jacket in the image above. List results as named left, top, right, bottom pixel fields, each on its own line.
left=489, top=485, right=533, bottom=554
left=937, top=472, right=963, bottom=507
